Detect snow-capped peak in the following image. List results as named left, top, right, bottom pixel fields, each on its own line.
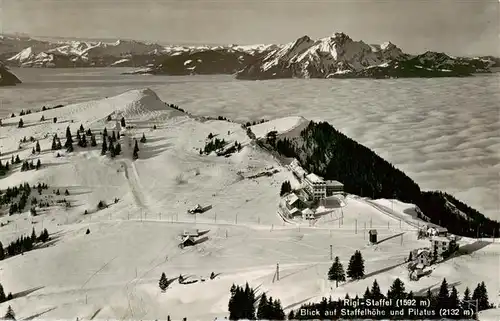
left=259, top=32, right=405, bottom=76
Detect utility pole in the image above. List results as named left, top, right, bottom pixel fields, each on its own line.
left=276, top=263, right=279, bottom=281
left=401, top=234, right=403, bottom=246
left=215, top=213, right=217, bottom=223
left=271, top=224, right=274, bottom=232
left=387, top=221, right=390, bottom=230
left=370, top=218, right=372, bottom=228
left=399, top=219, right=402, bottom=229
left=235, top=214, right=238, bottom=225
left=355, top=219, right=357, bottom=234
left=330, top=245, right=333, bottom=260
left=225, top=229, right=228, bottom=238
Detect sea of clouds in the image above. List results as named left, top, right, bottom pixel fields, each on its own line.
left=1, top=68, right=498, bottom=220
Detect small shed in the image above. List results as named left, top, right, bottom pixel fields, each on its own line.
left=180, top=235, right=196, bottom=247
left=369, top=229, right=378, bottom=244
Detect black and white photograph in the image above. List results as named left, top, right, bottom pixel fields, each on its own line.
left=0, top=0, right=498, bottom=320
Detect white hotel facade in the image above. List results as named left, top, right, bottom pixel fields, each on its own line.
left=304, top=173, right=343, bottom=200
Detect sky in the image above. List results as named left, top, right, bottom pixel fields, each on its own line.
left=1, top=0, right=499, bottom=56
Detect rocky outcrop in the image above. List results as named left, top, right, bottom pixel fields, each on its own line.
left=0, top=63, right=21, bottom=86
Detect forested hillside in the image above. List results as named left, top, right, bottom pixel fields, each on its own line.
left=272, top=121, right=499, bottom=238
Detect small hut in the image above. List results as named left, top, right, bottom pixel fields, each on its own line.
left=369, top=229, right=378, bottom=244
left=179, top=235, right=196, bottom=248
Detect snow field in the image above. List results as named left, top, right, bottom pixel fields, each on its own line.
left=0, top=88, right=498, bottom=320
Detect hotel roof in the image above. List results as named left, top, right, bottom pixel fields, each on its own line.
left=306, top=173, right=324, bottom=183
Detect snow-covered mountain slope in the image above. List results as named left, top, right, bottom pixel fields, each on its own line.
left=0, top=89, right=498, bottom=320
left=0, top=62, right=22, bottom=86
left=236, top=32, right=494, bottom=80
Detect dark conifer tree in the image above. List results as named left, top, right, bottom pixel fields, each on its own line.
left=36, top=159, right=41, bottom=170
left=107, top=115, right=112, bottom=121
left=407, top=291, right=414, bottom=299
left=120, top=117, right=126, bottom=127
left=103, top=127, right=108, bottom=137
left=472, top=282, right=491, bottom=311
left=437, top=278, right=450, bottom=309
left=257, top=292, right=270, bottom=319
left=133, top=140, right=139, bottom=159
left=18, top=119, right=23, bottom=128
left=363, top=287, right=372, bottom=299
left=111, top=131, right=116, bottom=142
left=449, top=286, right=459, bottom=309
left=159, top=272, right=168, bottom=291
left=65, top=126, right=73, bottom=144
left=90, top=134, right=97, bottom=147
left=110, top=143, right=116, bottom=158
left=328, top=256, right=346, bottom=287
left=271, top=298, right=285, bottom=320
left=81, top=134, right=87, bottom=147
left=79, top=124, right=84, bottom=132
left=101, top=137, right=108, bottom=155
left=76, top=131, right=81, bottom=143
left=35, top=140, right=41, bottom=153
left=0, top=242, right=4, bottom=260
left=4, top=305, right=15, bottom=320
left=31, top=147, right=35, bottom=155
left=0, top=282, right=5, bottom=302
left=31, top=228, right=37, bottom=242
left=387, top=278, right=406, bottom=299
left=140, top=133, right=146, bottom=143
left=115, top=142, right=121, bottom=155
left=371, top=280, right=384, bottom=299
left=86, top=128, right=92, bottom=136
left=347, top=250, right=364, bottom=280
left=462, top=287, right=471, bottom=305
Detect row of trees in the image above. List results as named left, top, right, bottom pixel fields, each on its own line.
left=0, top=154, right=23, bottom=177
left=6, top=183, right=32, bottom=215
left=328, top=250, right=365, bottom=287
left=0, top=183, right=31, bottom=206
left=228, top=283, right=285, bottom=320
left=20, top=159, right=41, bottom=171
left=0, top=227, right=50, bottom=259
left=272, top=121, right=500, bottom=238
left=202, top=137, right=227, bottom=155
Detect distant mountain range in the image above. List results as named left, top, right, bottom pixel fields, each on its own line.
left=1, top=33, right=499, bottom=80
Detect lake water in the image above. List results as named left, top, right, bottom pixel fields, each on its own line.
left=1, top=67, right=499, bottom=220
